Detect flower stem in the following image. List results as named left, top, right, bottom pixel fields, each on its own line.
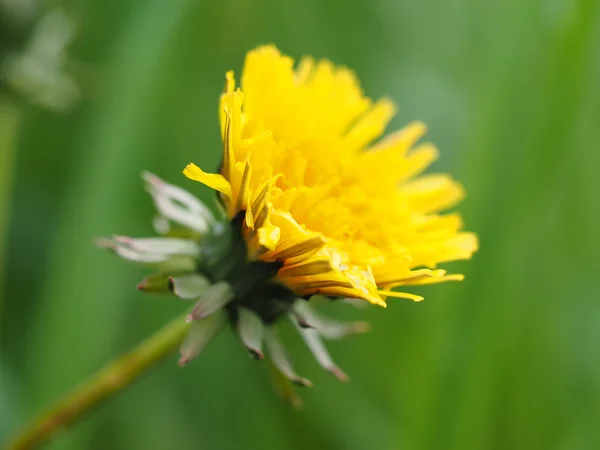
left=5, top=312, right=191, bottom=450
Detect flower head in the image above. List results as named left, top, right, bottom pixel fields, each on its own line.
left=99, top=45, right=477, bottom=396
left=184, top=45, right=478, bottom=307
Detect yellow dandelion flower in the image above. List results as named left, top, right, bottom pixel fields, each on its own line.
left=184, top=45, right=478, bottom=307
left=100, top=45, right=478, bottom=390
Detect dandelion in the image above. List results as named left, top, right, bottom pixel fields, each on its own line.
left=100, top=45, right=478, bottom=388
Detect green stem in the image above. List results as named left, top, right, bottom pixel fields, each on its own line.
left=5, top=312, right=191, bottom=450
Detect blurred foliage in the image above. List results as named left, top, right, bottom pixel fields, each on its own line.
left=1, top=0, right=599, bottom=449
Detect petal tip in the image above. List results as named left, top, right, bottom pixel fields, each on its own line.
left=293, top=377, right=314, bottom=388
left=330, top=366, right=349, bottom=382
left=178, top=355, right=190, bottom=367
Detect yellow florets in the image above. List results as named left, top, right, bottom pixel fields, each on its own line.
left=184, top=45, right=478, bottom=306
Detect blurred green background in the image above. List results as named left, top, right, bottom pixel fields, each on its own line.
left=1, top=0, right=599, bottom=449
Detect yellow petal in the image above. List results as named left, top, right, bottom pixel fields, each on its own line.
left=219, top=89, right=244, bottom=161
left=371, top=259, right=413, bottom=286
left=427, top=232, right=479, bottom=265
left=399, top=143, right=439, bottom=181
left=369, top=120, right=428, bottom=155
left=261, top=211, right=326, bottom=262
left=235, top=158, right=252, bottom=213
left=183, top=163, right=232, bottom=199
left=278, top=260, right=333, bottom=278
left=406, top=273, right=465, bottom=286
left=402, top=174, right=465, bottom=213
left=257, top=223, right=281, bottom=251
left=251, top=177, right=279, bottom=229
left=221, top=109, right=235, bottom=180
left=378, top=289, right=424, bottom=302
left=295, top=56, right=314, bottom=84
left=376, top=268, right=446, bottom=288
left=244, top=198, right=255, bottom=229
left=224, top=70, right=235, bottom=94
left=342, top=98, right=396, bottom=151
left=268, top=236, right=325, bottom=261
